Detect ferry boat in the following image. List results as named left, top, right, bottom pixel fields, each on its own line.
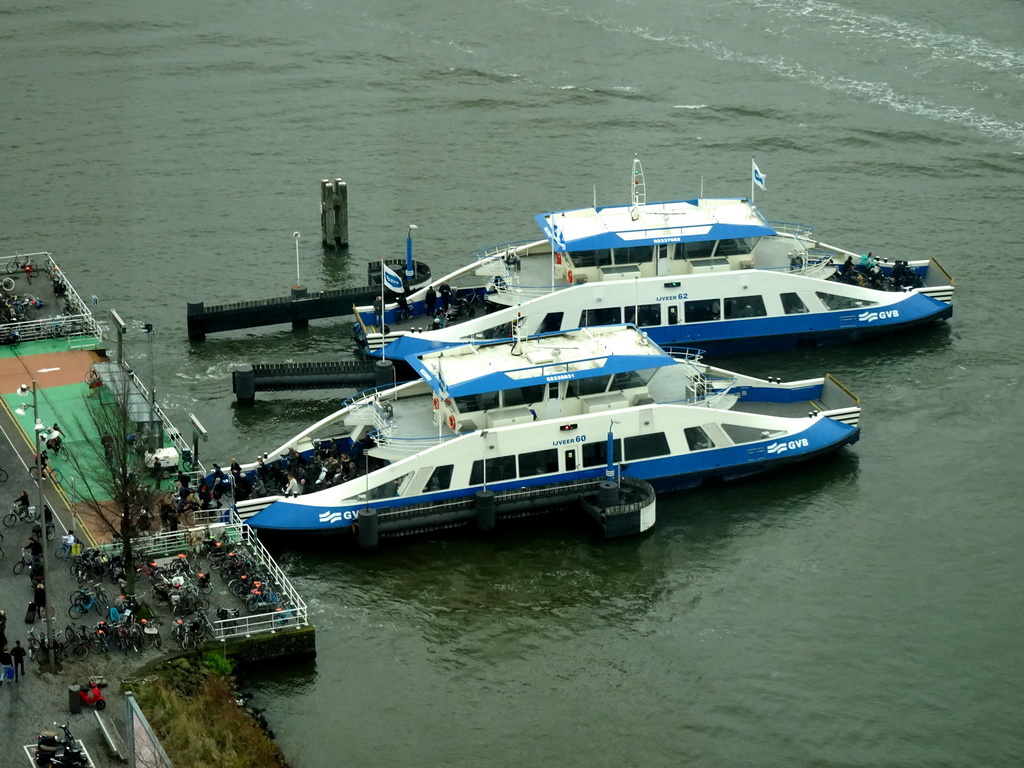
left=238, top=324, right=861, bottom=537
left=353, top=158, right=953, bottom=358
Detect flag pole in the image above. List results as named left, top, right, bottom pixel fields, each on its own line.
left=380, top=261, right=387, bottom=362
left=751, top=158, right=755, bottom=203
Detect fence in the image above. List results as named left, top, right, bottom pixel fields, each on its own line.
left=96, top=510, right=308, bottom=642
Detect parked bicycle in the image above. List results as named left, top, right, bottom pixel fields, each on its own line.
left=0, top=466, right=9, bottom=483
left=69, top=583, right=109, bottom=618
left=6, top=253, right=38, bottom=275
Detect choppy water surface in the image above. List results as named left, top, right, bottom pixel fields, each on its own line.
left=2, top=1, right=1023, bottom=765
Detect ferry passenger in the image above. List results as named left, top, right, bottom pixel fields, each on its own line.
left=439, top=282, right=452, bottom=310
left=285, top=473, right=302, bottom=497
left=425, top=285, right=437, bottom=317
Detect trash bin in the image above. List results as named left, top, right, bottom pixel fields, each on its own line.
left=68, top=685, right=82, bottom=715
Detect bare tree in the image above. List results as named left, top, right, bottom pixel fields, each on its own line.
left=63, top=389, right=165, bottom=596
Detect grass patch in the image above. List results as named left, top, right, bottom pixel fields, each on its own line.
left=131, top=659, right=288, bottom=768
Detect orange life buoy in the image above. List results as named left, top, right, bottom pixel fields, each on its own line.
left=556, top=253, right=562, bottom=265
left=432, top=397, right=439, bottom=410
left=567, top=269, right=573, bottom=284
left=448, top=415, right=457, bottom=431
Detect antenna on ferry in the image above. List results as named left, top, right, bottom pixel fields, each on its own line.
left=630, top=154, right=645, bottom=221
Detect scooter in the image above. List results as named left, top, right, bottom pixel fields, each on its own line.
left=36, top=722, right=88, bottom=767
left=78, top=678, right=106, bottom=710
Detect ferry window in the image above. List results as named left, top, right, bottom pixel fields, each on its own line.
left=519, top=448, right=559, bottom=477
left=681, top=241, right=714, bottom=260
left=470, top=455, right=517, bottom=484
left=503, top=384, right=544, bottom=407
left=614, top=246, right=654, bottom=265
left=572, top=249, right=612, bottom=268
left=361, top=473, right=411, bottom=501
left=721, top=424, right=783, bottom=444
left=667, top=305, right=679, bottom=325
left=581, top=307, right=621, bottom=327
left=715, top=238, right=754, bottom=256
left=582, top=439, right=622, bottom=468
left=611, top=370, right=648, bottom=390
left=684, top=298, right=721, bottom=323
left=816, top=291, right=878, bottom=311
left=724, top=295, right=767, bottom=319
left=624, top=433, right=670, bottom=460
left=568, top=376, right=610, bottom=397
left=426, top=464, right=454, bottom=491
left=632, top=303, right=660, bottom=326
left=537, top=312, right=564, bottom=335
left=684, top=426, right=715, bottom=451
left=474, top=323, right=512, bottom=341
left=781, top=292, right=809, bottom=314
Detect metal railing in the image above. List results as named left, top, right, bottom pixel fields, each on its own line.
left=0, top=252, right=104, bottom=343
left=96, top=510, right=309, bottom=641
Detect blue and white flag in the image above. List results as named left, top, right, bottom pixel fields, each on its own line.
left=752, top=159, right=767, bottom=191
left=381, top=262, right=404, bottom=292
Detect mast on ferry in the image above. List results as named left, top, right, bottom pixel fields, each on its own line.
left=630, top=154, right=646, bottom=221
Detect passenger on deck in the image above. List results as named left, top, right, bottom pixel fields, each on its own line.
left=439, top=282, right=452, bottom=310
left=285, top=473, right=302, bottom=497
left=424, top=285, right=437, bottom=317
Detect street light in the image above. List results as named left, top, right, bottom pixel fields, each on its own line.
left=141, top=323, right=157, bottom=450
left=16, top=381, right=56, bottom=672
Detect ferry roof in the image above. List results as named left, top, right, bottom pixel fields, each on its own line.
left=405, top=325, right=675, bottom=398
left=534, top=197, right=776, bottom=253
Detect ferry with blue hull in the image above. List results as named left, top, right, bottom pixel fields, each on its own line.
left=353, top=157, right=953, bottom=358
left=236, top=325, right=861, bottom=537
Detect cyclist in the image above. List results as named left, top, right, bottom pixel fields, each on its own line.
left=60, top=529, right=77, bottom=556
left=26, top=535, right=42, bottom=559
left=45, top=424, right=63, bottom=453
left=15, top=490, right=29, bottom=511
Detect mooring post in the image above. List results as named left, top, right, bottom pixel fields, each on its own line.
left=186, top=300, right=206, bottom=341
left=374, top=359, right=395, bottom=388
left=598, top=481, right=620, bottom=508
left=356, top=508, right=379, bottom=552
left=234, top=364, right=256, bottom=406
left=290, top=285, right=309, bottom=330
left=321, top=178, right=349, bottom=249
left=475, top=489, right=496, bottom=532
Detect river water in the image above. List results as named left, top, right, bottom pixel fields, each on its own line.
left=3, top=1, right=1023, bottom=765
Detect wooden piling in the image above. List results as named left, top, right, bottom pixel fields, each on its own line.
left=321, top=178, right=349, bottom=249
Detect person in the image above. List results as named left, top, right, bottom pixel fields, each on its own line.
left=26, top=535, right=43, bottom=559
left=439, top=282, right=452, bottom=310
left=137, top=507, right=152, bottom=534
left=10, top=640, right=25, bottom=682
left=101, top=431, right=114, bottom=463
left=33, top=582, right=46, bottom=619
left=230, top=458, right=242, bottom=480
left=424, top=285, right=437, bottom=317
left=285, top=473, right=301, bottom=497
left=841, top=254, right=854, bottom=276
left=395, top=289, right=410, bottom=319
left=0, top=610, right=6, bottom=649
left=61, top=529, right=76, bottom=553
left=45, top=424, right=62, bottom=452
left=15, top=490, right=30, bottom=510
left=0, top=645, right=12, bottom=686
left=372, top=295, right=384, bottom=326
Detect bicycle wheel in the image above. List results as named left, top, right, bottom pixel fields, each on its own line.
left=68, top=603, right=86, bottom=619
left=85, top=369, right=100, bottom=385
left=13, top=559, right=26, bottom=575
left=5, top=261, right=18, bottom=275
left=2, top=512, right=18, bottom=528
left=73, top=641, right=89, bottom=661
left=90, top=633, right=106, bottom=654
left=0, top=467, right=8, bottom=483
left=0, top=546, right=5, bottom=559
left=45, top=522, right=55, bottom=541
left=56, top=445, right=70, bottom=461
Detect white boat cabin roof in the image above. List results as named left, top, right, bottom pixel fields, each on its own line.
left=534, top=197, right=776, bottom=253
left=405, top=325, right=675, bottom=398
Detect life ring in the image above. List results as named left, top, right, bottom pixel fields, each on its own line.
left=448, top=415, right=457, bottom=431
left=567, top=269, right=573, bottom=284
left=432, top=397, right=439, bottom=410
left=555, top=253, right=562, bottom=265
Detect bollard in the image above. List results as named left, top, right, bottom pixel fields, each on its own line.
left=598, top=481, right=619, bottom=509
left=356, top=509, right=379, bottom=553
left=475, top=490, right=496, bottom=532
left=186, top=300, right=206, bottom=341
left=233, top=365, right=256, bottom=406
left=374, top=359, right=395, bottom=389
left=68, top=685, right=82, bottom=714
left=290, top=285, right=309, bottom=330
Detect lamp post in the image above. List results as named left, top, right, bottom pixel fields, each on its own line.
left=16, top=382, right=56, bottom=672
left=142, top=323, right=157, bottom=450
left=293, top=231, right=301, bottom=286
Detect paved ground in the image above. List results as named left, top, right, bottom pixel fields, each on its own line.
left=0, top=346, right=145, bottom=768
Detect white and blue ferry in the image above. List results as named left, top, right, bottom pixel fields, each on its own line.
left=237, top=324, right=860, bottom=537
left=354, top=157, right=953, bottom=358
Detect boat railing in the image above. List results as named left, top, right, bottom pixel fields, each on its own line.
left=767, top=221, right=815, bottom=239
left=663, top=347, right=737, bottom=405
left=493, top=281, right=559, bottom=300
left=0, top=252, right=104, bottom=344
left=372, top=433, right=460, bottom=453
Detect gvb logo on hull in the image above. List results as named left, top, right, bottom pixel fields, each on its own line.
left=319, top=510, right=358, bottom=525
left=766, top=438, right=810, bottom=455
left=858, top=309, right=900, bottom=323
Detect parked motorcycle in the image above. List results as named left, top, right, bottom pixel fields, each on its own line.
left=36, top=722, right=88, bottom=767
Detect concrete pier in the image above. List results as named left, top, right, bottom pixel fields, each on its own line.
left=232, top=360, right=396, bottom=404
